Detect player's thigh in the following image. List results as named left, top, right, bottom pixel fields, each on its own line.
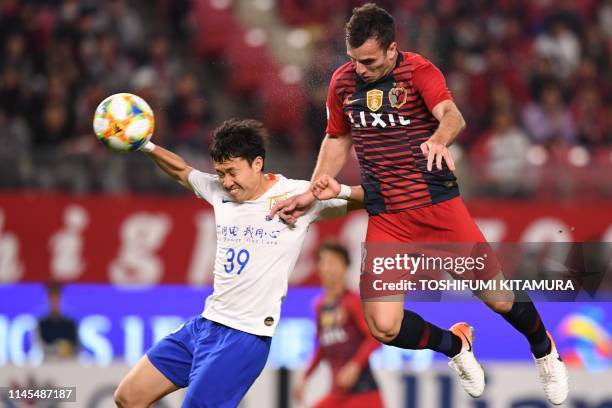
left=116, top=316, right=199, bottom=406
left=115, top=355, right=179, bottom=407
left=363, top=297, right=405, bottom=335
left=183, top=323, right=271, bottom=407
left=144, top=318, right=198, bottom=390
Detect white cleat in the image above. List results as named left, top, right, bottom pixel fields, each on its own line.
left=534, top=333, right=569, bottom=405
left=448, top=322, right=485, bottom=398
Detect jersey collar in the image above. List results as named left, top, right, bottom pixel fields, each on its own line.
left=395, top=50, right=404, bottom=68
left=245, top=173, right=283, bottom=202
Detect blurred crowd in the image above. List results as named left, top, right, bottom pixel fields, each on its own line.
left=297, top=0, right=612, bottom=197
left=0, top=0, right=610, bottom=197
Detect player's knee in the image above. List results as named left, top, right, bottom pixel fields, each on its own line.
left=367, top=315, right=401, bottom=343
left=486, top=300, right=513, bottom=314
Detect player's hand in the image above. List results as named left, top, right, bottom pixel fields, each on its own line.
left=312, top=175, right=341, bottom=200
left=336, top=361, right=361, bottom=389
left=292, top=379, right=306, bottom=405
left=269, top=191, right=316, bottom=224
left=420, top=138, right=456, bottom=172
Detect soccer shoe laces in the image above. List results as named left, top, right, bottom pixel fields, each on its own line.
left=538, top=357, right=552, bottom=377
left=536, top=354, right=561, bottom=383
left=534, top=351, right=569, bottom=405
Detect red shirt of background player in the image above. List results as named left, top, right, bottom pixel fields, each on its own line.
left=303, top=291, right=383, bottom=408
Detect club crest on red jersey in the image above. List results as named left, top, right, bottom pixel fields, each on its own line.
left=389, top=83, right=408, bottom=108
left=366, top=89, right=384, bottom=112
left=320, top=307, right=346, bottom=327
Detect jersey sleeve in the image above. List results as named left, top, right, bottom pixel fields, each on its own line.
left=309, top=198, right=348, bottom=223
left=411, top=55, right=453, bottom=113
left=325, top=67, right=351, bottom=136
left=187, top=169, right=219, bottom=203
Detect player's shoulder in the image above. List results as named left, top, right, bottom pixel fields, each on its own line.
left=401, top=51, right=434, bottom=68
left=276, top=175, right=310, bottom=195
left=188, top=169, right=223, bottom=195
left=189, top=168, right=215, bottom=180
left=330, top=61, right=355, bottom=85
left=341, top=290, right=361, bottom=307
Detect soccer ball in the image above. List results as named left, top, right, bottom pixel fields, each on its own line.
left=93, top=93, right=154, bottom=151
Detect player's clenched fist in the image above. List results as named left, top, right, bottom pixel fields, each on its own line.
left=312, top=175, right=341, bottom=200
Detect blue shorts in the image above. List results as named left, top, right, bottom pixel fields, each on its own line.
left=147, top=316, right=271, bottom=408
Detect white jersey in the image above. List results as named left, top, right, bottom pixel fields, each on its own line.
left=188, top=170, right=347, bottom=336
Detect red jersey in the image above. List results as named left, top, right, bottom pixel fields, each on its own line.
left=326, top=51, right=459, bottom=214
left=304, top=291, right=380, bottom=394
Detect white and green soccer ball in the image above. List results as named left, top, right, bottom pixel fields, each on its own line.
left=93, top=93, right=154, bottom=151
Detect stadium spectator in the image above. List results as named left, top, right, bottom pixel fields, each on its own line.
left=571, top=85, right=609, bottom=147
left=167, top=72, right=213, bottom=149
left=534, top=19, right=581, bottom=79
left=100, top=0, right=146, bottom=52
left=482, top=109, right=532, bottom=197
left=522, top=83, right=576, bottom=146
left=37, top=283, right=79, bottom=360
left=0, top=0, right=609, bottom=196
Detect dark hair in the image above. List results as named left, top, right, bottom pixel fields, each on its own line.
left=318, top=241, right=351, bottom=266
left=209, top=119, right=268, bottom=168
left=345, top=3, right=395, bottom=49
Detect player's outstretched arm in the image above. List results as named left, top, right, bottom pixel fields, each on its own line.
left=312, top=174, right=364, bottom=211
left=271, top=133, right=352, bottom=224
left=311, top=133, right=352, bottom=181
left=140, top=142, right=194, bottom=190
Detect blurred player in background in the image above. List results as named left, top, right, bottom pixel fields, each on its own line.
left=114, top=119, right=361, bottom=407
left=293, top=242, right=382, bottom=408
left=274, top=3, right=569, bottom=405
left=37, top=283, right=78, bottom=360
